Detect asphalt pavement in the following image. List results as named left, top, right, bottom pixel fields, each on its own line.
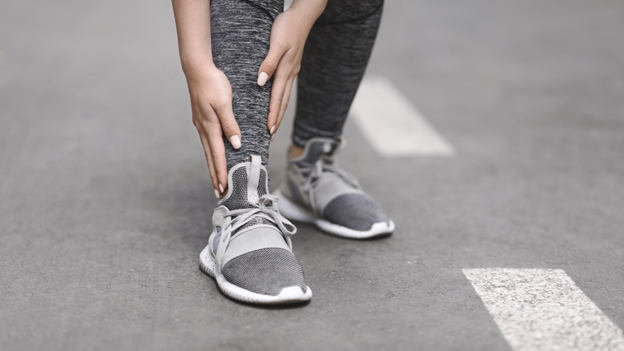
left=1, top=0, right=624, bottom=350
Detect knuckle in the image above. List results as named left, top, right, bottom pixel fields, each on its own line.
left=266, top=56, right=279, bottom=66
left=276, top=41, right=289, bottom=51
left=221, top=124, right=237, bottom=135
left=264, top=62, right=277, bottom=73
left=212, top=98, right=228, bottom=110
left=202, top=118, right=216, bottom=129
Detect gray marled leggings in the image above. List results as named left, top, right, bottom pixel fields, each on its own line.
left=211, top=0, right=383, bottom=170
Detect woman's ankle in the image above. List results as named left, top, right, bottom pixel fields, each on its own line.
left=289, top=145, right=304, bottom=159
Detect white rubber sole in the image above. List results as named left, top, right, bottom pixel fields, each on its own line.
left=274, top=189, right=395, bottom=239
left=199, top=245, right=312, bottom=305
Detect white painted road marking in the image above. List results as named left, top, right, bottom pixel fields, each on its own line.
left=463, top=268, right=624, bottom=351
left=350, top=76, right=455, bottom=156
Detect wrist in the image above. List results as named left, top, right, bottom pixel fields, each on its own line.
left=182, top=60, right=217, bottom=82
left=287, top=0, right=327, bottom=28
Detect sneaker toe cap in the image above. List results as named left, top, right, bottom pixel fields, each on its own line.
left=222, top=247, right=307, bottom=296
left=322, top=193, right=389, bottom=231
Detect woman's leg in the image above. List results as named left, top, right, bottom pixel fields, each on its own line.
left=275, top=0, right=394, bottom=239
left=210, top=0, right=283, bottom=170
left=198, top=0, right=312, bottom=305
left=291, top=0, right=384, bottom=147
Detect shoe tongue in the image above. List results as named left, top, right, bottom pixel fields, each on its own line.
left=219, top=156, right=268, bottom=210
left=297, top=138, right=340, bottom=166
left=246, top=155, right=262, bottom=204
left=220, top=157, right=279, bottom=233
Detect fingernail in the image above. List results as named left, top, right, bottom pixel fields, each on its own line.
left=214, top=189, right=220, bottom=199
left=270, top=133, right=276, bottom=142
left=270, top=125, right=275, bottom=134
left=230, top=135, right=241, bottom=149
left=219, top=184, right=224, bottom=193
left=257, top=72, right=269, bottom=87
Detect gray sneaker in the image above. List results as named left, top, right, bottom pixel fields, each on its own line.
left=274, top=137, right=395, bottom=239
left=199, top=155, right=312, bottom=304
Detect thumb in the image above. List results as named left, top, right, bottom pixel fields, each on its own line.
left=257, top=47, right=283, bottom=87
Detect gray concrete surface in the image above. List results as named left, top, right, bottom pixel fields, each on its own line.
left=1, top=0, right=624, bottom=350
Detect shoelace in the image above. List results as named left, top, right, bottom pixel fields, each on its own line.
left=218, top=194, right=296, bottom=264
left=297, top=157, right=361, bottom=216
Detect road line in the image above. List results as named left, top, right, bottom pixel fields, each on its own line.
left=350, top=76, right=455, bottom=156
left=463, top=268, right=624, bottom=351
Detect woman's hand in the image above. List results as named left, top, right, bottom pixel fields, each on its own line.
left=187, top=65, right=241, bottom=198
left=173, top=0, right=242, bottom=198
left=257, top=0, right=327, bottom=140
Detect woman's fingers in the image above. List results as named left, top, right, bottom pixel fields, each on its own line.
left=267, top=68, right=289, bottom=136
left=187, top=66, right=241, bottom=199
left=195, top=101, right=229, bottom=198
left=273, top=75, right=295, bottom=139
left=197, top=126, right=220, bottom=198
left=201, top=112, right=228, bottom=197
